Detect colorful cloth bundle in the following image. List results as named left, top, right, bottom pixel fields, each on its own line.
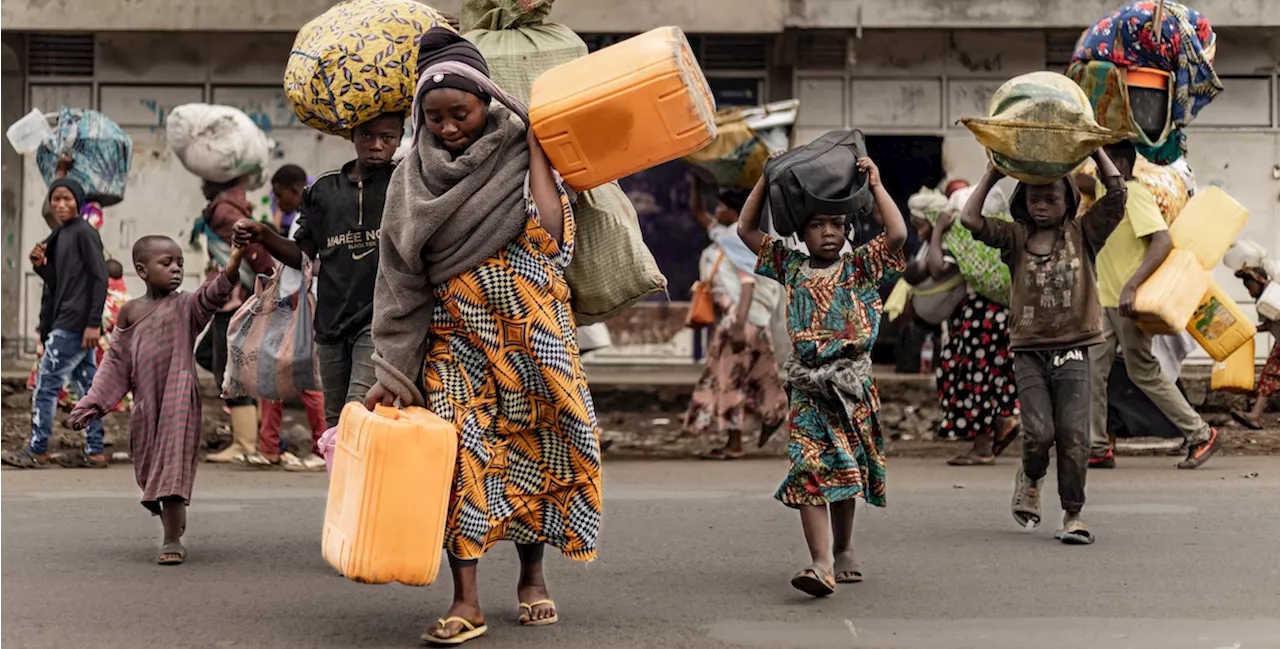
left=908, top=186, right=1013, bottom=307
left=285, top=0, right=454, bottom=136
left=35, top=108, right=132, bottom=206
left=1071, top=1, right=1222, bottom=160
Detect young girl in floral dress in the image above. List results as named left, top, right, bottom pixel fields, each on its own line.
left=737, top=156, right=907, bottom=596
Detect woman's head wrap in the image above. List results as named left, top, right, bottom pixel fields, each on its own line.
left=416, top=27, right=491, bottom=101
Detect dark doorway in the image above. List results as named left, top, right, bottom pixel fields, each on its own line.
left=857, top=135, right=945, bottom=365
left=857, top=135, right=946, bottom=254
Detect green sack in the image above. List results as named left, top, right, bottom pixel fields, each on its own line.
left=564, top=182, right=667, bottom=324
left=959, top=71, right=1127, bottom=185
left=464, top=23, right=587, bottom=107
left=462, top=0, right=554, bottom=30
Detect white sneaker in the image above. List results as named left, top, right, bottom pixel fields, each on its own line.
left=282, top=453, right=325, bottom=472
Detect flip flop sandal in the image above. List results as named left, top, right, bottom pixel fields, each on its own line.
left=518, top=599, right=559, bottom=627
left=992, top=424, right=1021, bottom=457
left=833, top=552, right=863, bottom=584
left=947, top=454, right=995, bottom=466
left=422, top=617, right=488, bottom=645
left=1230, top=410, right=1264, bottom=431
left=1054, top=521, right=1095, bottom=545
left=790, top=564, right=836, bottom=598
left=157, top=542, right=187, bottom=565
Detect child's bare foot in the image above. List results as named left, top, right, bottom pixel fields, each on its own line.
left=423, top=602, right=486, bottom=644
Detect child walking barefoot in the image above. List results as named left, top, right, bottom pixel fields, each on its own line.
left=69, top=237, right=243, bottom=565
left=945, top=153, right=1127, bottom=544
left=738, top=157, right=907, bottom=596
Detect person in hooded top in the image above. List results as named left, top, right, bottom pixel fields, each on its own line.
left=944, top=151, right=1127, bottom=545
left=362, top=28, right=601, bottom=645
left=3, top=178, right=108, bottom=470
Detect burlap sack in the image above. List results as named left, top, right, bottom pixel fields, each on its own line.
left=959, top=71, right=1126, bottom=184
left=564, top=182, right=666, bottom=324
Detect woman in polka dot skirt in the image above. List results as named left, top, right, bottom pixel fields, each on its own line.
left=923, top=187, right=1019, bottom=465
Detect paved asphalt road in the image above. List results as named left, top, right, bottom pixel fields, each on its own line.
left=4, top=457, right=1279, bottom=649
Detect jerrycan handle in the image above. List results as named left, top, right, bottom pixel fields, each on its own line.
left=373, top=404, right=401, bottom=420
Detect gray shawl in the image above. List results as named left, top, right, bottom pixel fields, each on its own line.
left=371, top=61, right=533, bottom=405
left=783, top=355, right=873, bottom=423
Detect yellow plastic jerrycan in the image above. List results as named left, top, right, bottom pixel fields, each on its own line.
left=322, top=402, right=458, bottom=586
left=1168, top=186, right=1249, bottom=270
left=1134, top=249, right=1207, bottom=335
left=529, top=26, right=716, bottom=192
left=1186, top=278, right=1257, bottom=362
left=1211, top=335, right=1255, bottom=393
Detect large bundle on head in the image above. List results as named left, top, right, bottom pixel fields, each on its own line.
left=285, top=0, right=454, bottom=137
left=960, top=71, right=1127, bottom=184
left=1069, top=0, right=1221, bottom=164
left=166, top=104, right=273, bottom=189
left=35, top=108, right=132, bottom=206
left=461, top=0, right=666, bottom=323
left=683, top=100, right=798, bottom=191
left=462, top=0, right=586, bottom=107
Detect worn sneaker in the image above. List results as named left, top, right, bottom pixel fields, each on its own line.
left=283, top=454, right=326, bottom=472
left=1011, top=469, right=1044, bottom=528
left=1, top=448, right=51, bottom=469
left=1088, top=449, right=1116, bottom=469
left=1177, top=427, right=1223, bottom=470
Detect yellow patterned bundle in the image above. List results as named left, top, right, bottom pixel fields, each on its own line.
left=285, top=0, right=453, bottom=137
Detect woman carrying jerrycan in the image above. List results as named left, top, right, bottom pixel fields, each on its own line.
left=363, top=29, right=601, bottom=645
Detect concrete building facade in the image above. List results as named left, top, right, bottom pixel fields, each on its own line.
left=3, top=1, right=1278, bottom=363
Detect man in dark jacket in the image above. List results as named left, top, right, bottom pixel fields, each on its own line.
left=4, top=178, right=108, bottom=469
left=234, top=111, right=402, bottom=427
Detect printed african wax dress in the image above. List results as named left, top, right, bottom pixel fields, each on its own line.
left=424, top=181, right=602, bottom=562
left=756, top=234, right=905, bottom=508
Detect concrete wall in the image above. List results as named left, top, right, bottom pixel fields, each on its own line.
left=5, top=0, right=1277, bottom=31
left=5, top=32, right=357, bottom=352
left=788, top=0, right=1279, bottom=28
left=1, top=35, right=25, bottom=353
left=0, top=0, right=784, bottom=33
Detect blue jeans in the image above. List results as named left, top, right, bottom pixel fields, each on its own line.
left=30, top=329, right=104, bottom=455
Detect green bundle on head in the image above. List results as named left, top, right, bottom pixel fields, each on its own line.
left=462, top=0, right=556, bottom=31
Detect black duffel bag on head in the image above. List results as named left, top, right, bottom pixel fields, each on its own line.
left=764, top=129, right=873, bottom=237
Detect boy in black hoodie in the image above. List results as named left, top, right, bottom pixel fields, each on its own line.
left=234, top=112, right=403, bottom=427
left=4, top=178, right=108, bottom=469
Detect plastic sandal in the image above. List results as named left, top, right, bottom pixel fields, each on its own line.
left=157, top=542, right=187, bottom=565
left=518, top=599, right=559, bottom=627
left=422, top=617, right=488, bottom=645
left=790, top=564, right=836, bottom=598
left=833, top=552, right=863, bottom=583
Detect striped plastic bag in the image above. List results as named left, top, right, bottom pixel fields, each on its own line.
left=222, top=261, right=322, bottom=401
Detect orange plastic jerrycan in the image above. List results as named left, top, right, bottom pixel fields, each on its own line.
left=322, top=402, right=458, bottom=586
left=529, top=26, right=717, bottom=192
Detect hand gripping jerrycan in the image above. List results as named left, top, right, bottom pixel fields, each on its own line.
left=322, top=402, right=458, bottom=586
